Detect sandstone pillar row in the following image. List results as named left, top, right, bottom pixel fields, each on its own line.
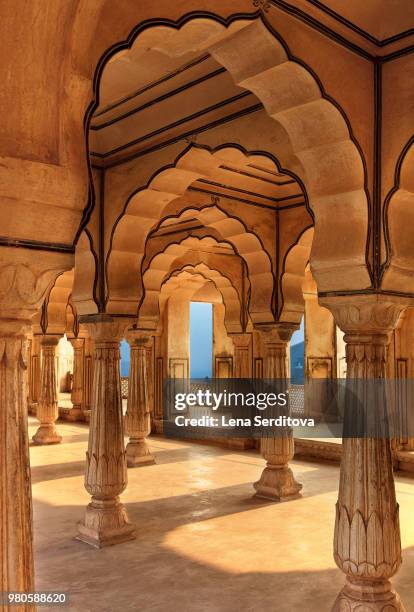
left=77, top=316, right=136, bottom=548
left=124, top=332, right=155, bottom=467
left=32, top=335, right=62, bottom=445
left=322, top=296, right=408, bottom=612
left=254, top=324, right=302, bottom=501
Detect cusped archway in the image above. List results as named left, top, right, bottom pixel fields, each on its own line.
left=140, top=254, right=244, bottom=333
left=98, top=17, right=370, bottom=305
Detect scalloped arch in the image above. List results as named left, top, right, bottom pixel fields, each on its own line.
left=139, top=241, right=245, bottom=332
left=103, top=17, right=370, bottom=302
left=107, top=153, right=274, bottom=322
left=157, top=265, right=241, bottom=335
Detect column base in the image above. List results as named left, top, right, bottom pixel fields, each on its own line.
left=227, top=437, right=255, bottom=451
left=32, top=424, right=62, bottom=445
left=65, top=407, right=83, bottom=422
left=152, top=419, right=164, bottom=434
left=82, top=409, right=91, bottom=424
left=332, top=578, right=406, bottom=611
left=253, top=465, right=302, bottom=501
left=126, top=439, right=155, bottom=467
left=28, top=402, right=38, bottom=416
left=76, top=498, right=136, bottom=548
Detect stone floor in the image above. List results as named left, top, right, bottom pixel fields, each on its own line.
left=28, top=418, right=414, bottom=612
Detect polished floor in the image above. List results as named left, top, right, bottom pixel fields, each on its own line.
left=29, top=418, right=414, bottom=612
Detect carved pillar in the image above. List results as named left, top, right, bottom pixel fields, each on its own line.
left=145, top=341, right=154, bottom=420
left=0, top=256, right=68, bottom=609
left=231, top=333, right=251, bottom=378
left=0, top=320, right=34, bottom=609
left=77, top=316, right=136, bottom=547
left=229, top=333, right=253, bottom=450
left=28, top=334, right=41, bottom=415
left=254, top=324, right=302, bottom=501
left=81, top=334, right=94, bottom=422
left=124, top=332, right=155, bottom=467
left=67, top=337, right=84, bottom=421
left=322, top=296, right=408, bottom=612
left=32, top=335, right=62, bottom=445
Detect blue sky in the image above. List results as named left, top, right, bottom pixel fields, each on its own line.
left=290, top=317, right=304, bottom=346
left=190, top=301, right=213, bottom=378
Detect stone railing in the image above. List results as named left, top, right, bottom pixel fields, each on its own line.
left=121, top=377, right=129, bottom=399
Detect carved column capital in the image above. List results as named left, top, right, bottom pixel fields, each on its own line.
left=229, top=333, right=251, bottom=349
left=255, top=322, right=299, bottom=345
left=80, top=315, right=133, bottom=345
left=319, top=295, right=412, bottom=336
left=70, top=337, right=84, bottom=351
left=40, top=334, right=60, bottom=347
left=0, top=258, right=67, bottom=322
left=125, top=329, right=153, bottom=348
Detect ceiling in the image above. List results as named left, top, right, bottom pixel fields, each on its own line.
left=303, top=0, right=414, bottom=42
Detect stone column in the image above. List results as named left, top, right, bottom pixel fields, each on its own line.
left=322, top=296, right=408, bottom=612
left=0, top=320, right=34, bottom=608
left=66, top=337, right=84, bottom=421
left=77, top=316, right=136, bottom=547
left=28, top=334, right=41, bottom=415
left=81, top=334, right=94, bottom=423
left=229, top=333, right=253, bottom=450
left=0, top=257, right=67, bottom=610
left=231, top=333, right=251, bottom=378
left=145, top=341, right=154, bottom=424
left=32, top=335, right=62, bottom=445
left=124, top=332, right=155, bottom=467
left=254, top=324, right=302, bottom=501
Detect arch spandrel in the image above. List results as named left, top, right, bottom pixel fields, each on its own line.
left=33, top=269, right=77, bottom=336
left=72, top=231, right=99, bottom=316
left=279, top=228, right=314, bottom=325
left=382, top=141, right=414, bottom=293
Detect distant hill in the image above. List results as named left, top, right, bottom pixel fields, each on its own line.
left=290, top=340, right=304, bottom=384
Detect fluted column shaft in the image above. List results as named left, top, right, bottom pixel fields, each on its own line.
left=124, top=333, right=154, bottom=467
left=27, top=334, right=41, bottom=416
left=0, top=321, right=35, bottom=612
left=254, top=324, right=302, bottom=501
left=77, top=317, right=135, bottom=548
left=67, top=337, right=84, bottom=421
left=231, top=333, right=251, bottom=378
left=32, top=336, right=61, bottom=445
left=229, top=333, right=253, bottom=450
left=323, top=296, right=408, bottom=612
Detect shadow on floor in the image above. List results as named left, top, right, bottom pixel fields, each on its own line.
left=32, top=491, right=414, bottom=612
